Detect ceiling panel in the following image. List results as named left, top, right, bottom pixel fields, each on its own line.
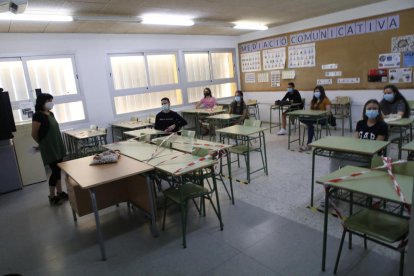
left=0, top=0, right=388, bottom=35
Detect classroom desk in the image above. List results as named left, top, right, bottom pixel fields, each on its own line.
left=181, top=108, right=226, bottom=137
left=286, top=110, right=328, bottom=150
left=111, top=120, right=153, bottom=141
left=205, top=114, right=241, bottom=129
left=402, top=140, right=414, bottom=152
left=216, top=125, right=268, bottom=183
left=309, top=136, right=389, bottom=206
left=316, top=165, right=413, bottom=271
left=152, top=135, right=235, bottom=204
left=386, top=118, right=414, bottom=159
left=105, top=141, right=224, bottom=229
left=58, top=155, right=156, bottom=261
left=123, top=128, right=166, bottom=140
left=63, top=128, right=107, bottom=159
left=269, top=102, right=302, bottom=133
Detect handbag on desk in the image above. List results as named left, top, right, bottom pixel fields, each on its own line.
left=90, top=150, right=120, bottom=165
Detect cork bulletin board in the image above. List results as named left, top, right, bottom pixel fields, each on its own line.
left=238, top=8, right=414, bottom=92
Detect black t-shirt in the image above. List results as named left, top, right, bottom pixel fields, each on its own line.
left=154, top=110, right=187, bottom=132
left=32, top=111, right=55, bottom=141
left=281, top=89, right=303, bottom=109
left=356, top=120, right=388, bottom=140
left=230, top=101, right=248, bottom=116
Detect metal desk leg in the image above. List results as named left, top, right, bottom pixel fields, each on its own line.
left=226, top=150, right=234, bottom=205
left=212, top=168, right=224, bottom=230
left=146, top=175, right=159, bottom=237
left=342, top=112, right=345, bottom=136
left=88, top=189, right=107, bottom=261
left=398, top=127, right=403, bottom=160
left=246, top=135, right=250, bottom=183
left=288, top=116, right=292, bottom=150
left=322, top=187, right=330, bottom=271
left=262, top=131, right=268, bottom=175
left=311, top=149, right=316, bottom=207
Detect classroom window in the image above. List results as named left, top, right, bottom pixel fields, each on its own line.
left=211, top=52, right=234, bottom=79
left=147, top=54, right=179, bottom=86
left=110, top=55, right=148, bottom=90
left=184, top=53, right=210, bottom=82
left=0, top=60, right=29, bottom=102
left=0, top=55, right=85, bottom=124
left=187, top=82, right=237, bottom=103
left=114, top=89, right=183, bottom=114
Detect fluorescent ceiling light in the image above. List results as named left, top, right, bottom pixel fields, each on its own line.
left=141, top=14, right=194, bottom=26
left=0, top=13, right=73, bottom=22
left=233, top=24, right=268, bottom=30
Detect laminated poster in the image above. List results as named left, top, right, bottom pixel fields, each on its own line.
left=391, top=35, right=414, bottom=53
left=316, top=79, right=332, bottom=85
left=281, top=70, right=295, bottom=80
left=325, top=71, right=342, bottom=77
left=19, top=101, right=34, bottom=120
left=337, top=78, right=361, bottom=84
left=241, top=51, right=261, bottom=72
left=271, top=70, right=281, bottom=87
left=263, top=47, right=286, bottom=70
left=403, top=52, right=414, bottom=67
left=258, top=73, right=269, bottom=83
left=288, top=43, right=316, bottom=68
left=389, top=68, right=412, bottom=83
left=378, top=53, right=401, bottom=68
left=245, top=73, right=256, bottom=83
left=321, top=64, right=338, bottom=70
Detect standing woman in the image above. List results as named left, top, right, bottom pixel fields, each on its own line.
left=299, top=85, right=331, bottom=152
left=32, top=93, right=68, bottom=206
left=229, top=90, right=248, bottom=124
left=196, top=87, right=216, bottom=109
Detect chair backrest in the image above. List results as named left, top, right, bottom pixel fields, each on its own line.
left=301, top=98, right=306, bottom=109
left=182, top=129, right=196, bottom=138
left=243, top=118, right=262, bottom=127
left=336, top=96, right=351, bottom=105
left=247, top=99, right=258, bottom=105
left=130, top=116, right=138, bottom=121
left=90, top=124, right=98, bottom=130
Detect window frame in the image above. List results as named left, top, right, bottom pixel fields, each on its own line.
left=0, top=54, right=88, bottom=126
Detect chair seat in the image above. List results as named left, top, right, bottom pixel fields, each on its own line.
left=345, top=209, right=409, bottom=243
left=228, top=144, right=260, bottom=154
left=163, top=183, right=209, bottom=203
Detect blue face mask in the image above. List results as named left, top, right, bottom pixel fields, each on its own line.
left=314, top=91, right=321, bottom=99
left=383, top=93, right=394, bottom=102
left=161, top=104, right=169, bottom=111
left=287, top=87, right=293, bottom=93
left=235, top=96, right=241, bottom=102
left=365, top=109, right=379, bottom=119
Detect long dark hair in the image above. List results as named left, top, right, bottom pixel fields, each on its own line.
left=203, top=87, right=212, bottom=98
left=362, top=99, right=383, bottom=122
left=311, top=85, right=327, bottom=106
left=383, top=84, right=410, bottom=118
left=35, top=93, right=53, bottom=112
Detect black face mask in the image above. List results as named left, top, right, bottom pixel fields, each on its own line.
left=204, top=93, right=209, bottom=97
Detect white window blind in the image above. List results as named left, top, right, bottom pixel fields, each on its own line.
left=184, top=53, right=210, bottom=82
left=110, top=55, right=148, bottom=90
left=0, top=60, right=29, bottom=101
left=211, top=52, right=234, bottom=79
left=147, top=54, right=179, bottom=86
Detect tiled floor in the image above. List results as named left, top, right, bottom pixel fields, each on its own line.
left=0, top=124, right=404, bottom=276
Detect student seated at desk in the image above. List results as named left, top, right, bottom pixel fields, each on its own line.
left=229, top=90, right=248, bottom=124
left=277, top=82, right=303, bottom=135
left=380, top=84, right=410, bottom=119
left=154, top=97, right=187, bottom=133
left=299, top=85, right=331, bottom=152
left=196, top=87, right=216, bottom=109
left=330, top=99, right=388, bottom=168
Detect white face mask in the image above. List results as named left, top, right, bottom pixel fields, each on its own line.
left=45, top=102, right=54, bottom=110
left=161, top=103, right=170, bottom=111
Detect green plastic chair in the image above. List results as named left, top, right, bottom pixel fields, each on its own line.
left=334, top=209, right=409, bottom=275
left=161, top=147, right=223, bottom=248
left=182, top=129, right=196, bottom=138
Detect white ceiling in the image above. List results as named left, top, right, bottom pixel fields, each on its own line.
left=0, top=0, right=387, bottom=35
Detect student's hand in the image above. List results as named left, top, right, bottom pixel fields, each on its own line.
left=165, top=124, right=176, bottom=132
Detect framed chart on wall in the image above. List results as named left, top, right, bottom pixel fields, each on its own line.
left=239, top=8, right=414, bottom=92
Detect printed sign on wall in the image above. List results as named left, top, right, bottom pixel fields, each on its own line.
left=241, top=51, right=261, bottom=72
left=288, top=43, right=315, bottom=68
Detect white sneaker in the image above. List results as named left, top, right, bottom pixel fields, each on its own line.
left=277, top=128, right=287, bottom=135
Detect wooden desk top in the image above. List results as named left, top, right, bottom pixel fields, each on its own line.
left=104, top=141, right=178, bottom=162
left=64, top=129, right=107, bottom=140
left=111, top=121, right=153, bottom=129
left=152, top=136, right=232, bottom=153
left=124, top=128, right=166, bottom=137
left=206, top=114, right=241, bottom=120
left=58, top=155, right=154, bottom=189
left=317, top=165, right=413, bottom=205
left=287, top=110, right=328, bottom=116
left=386, top=118, right=414, bottom=126
left=310, top=136, right=389, bottom=155
left=216, top=125, right=268, bottom=136
left=402, top=140, right=414, bottom=151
